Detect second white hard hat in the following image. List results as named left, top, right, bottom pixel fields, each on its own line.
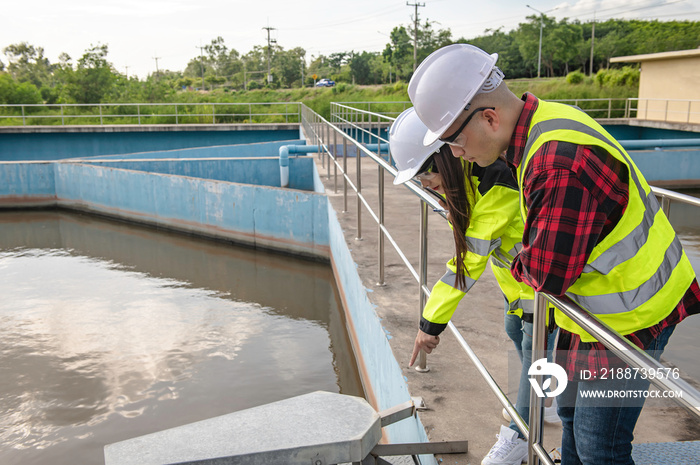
left=408, top=44, right=502, bottom=146
left=389, top=107, right=444, bottom=185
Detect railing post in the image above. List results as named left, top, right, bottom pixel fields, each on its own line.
left=213, top=104, right=216, bottom=124
left=22, top=105, right=26, bottom=126
left=527, top=292, right=549, bottom=465
left=343, top=133, right=348, bottom=213
left=416, top=201, right=430, bottom=372
left=326, top=123, right=331, bottom=180
left=661, top=195, right=672, bottom=218
left=99, top=104, right=103, bottom=125
left=377, top=163, right=386, bottom=286
left=608, top=99, right=612, bottom=118
left=137, top=104, right=141, bottom=125
left=356, top=130, right=363, bottom=241
left=61, top=105, right=65, bottom=126
left=333, top=128, right=338, bottom=194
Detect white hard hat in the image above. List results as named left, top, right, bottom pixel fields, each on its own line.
left=408, top=44, right=502, bottom=146
left=389, top=107, right=444, bottom=185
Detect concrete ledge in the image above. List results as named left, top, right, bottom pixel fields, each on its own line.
left=104, top=391, right=382, bottom=465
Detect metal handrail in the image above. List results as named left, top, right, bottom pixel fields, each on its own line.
left=336, top=98, right=700, bottom=123
left=316, top=102, right=700, bottom=465
left=0, top=102, right=302, bottom=126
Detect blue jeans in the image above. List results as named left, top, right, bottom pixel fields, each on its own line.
left=504, top=306, right=558, bottom=438
left=557, top=324, right=676, bottom=465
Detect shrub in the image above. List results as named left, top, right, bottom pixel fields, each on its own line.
left=595, top=66, right=640, bottom=88
left=566, top=70, right=585, bottom=85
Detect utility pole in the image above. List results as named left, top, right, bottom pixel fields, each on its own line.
left=590, top=10, right=596, bottom=76
left=124, top=65, right=129, bottom=79
left=152, top=56, right=161, bottom=79
left=406, top=1, right=425, bottom=72
left=262, top=25, right=277, bottom=85
left=526, top=5, right=544, bottom=78
left=196, top=45, right=206, bottom=90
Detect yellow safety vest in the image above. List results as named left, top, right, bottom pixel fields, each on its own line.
left=420, top=159, right=539, bottom=335
left=517, top=100, right=696, bottom=342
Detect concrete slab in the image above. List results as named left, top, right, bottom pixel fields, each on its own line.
left=104, top=391, right=381, bottom=465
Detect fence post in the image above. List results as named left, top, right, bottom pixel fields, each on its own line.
left=22, top=106, right=26, bottom=126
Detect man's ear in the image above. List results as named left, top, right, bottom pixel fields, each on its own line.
left=483, top=108, right=499, bottom=132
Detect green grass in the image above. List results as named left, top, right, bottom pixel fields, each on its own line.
left=0, top=78, right=638, bottom=125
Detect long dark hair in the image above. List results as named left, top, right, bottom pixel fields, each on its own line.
left=432, top=146, right=475, bottom=290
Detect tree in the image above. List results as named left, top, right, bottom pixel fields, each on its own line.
left=3, top=42, right=52, bottom=88
left=274, top=47, right=306, bottom=88
left=65, top=44, right=118, bottom=103
left=383, top=26, right=413, bottom=82
left=349, top=51, right=375, bottom=85
left=0, top=73, right=42, bottom=104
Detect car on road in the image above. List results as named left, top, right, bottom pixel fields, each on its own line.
left=315, top=78, right=336, bottom=87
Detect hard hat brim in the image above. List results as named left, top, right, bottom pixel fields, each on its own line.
left=393, top=165, right=422, bottom=185
left=423, top=128, right=441, bottom=147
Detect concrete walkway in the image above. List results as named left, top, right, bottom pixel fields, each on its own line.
left=312, top=151, right=699, bottom=464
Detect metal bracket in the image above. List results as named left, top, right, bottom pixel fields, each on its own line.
left=370, top=440, right=469, bottom=457
left=378, top=400, right=415, bottom=428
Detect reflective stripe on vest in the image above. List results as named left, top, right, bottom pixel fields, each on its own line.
left=466, top=235, right=502, bottom=257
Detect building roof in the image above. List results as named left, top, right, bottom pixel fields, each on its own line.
left=611, top=48, right=700, bottom=63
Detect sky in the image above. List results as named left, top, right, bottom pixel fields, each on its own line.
left=3, top=0, right=700, bottom=79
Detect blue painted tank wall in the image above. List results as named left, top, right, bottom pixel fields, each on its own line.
left=86, top=139, right=306, bottom=160
left=604, top=124, right=700, bottom=141
left=0, top=129, right=301, bottom=161
left=88, top=157, right=316, bottom=191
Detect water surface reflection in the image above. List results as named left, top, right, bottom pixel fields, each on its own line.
left=0, top=210, right=362, bottom=465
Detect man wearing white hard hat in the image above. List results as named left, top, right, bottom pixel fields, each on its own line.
left=390, top=107, right=559, bottom=465
left=408, top=44, right=700, bottom=465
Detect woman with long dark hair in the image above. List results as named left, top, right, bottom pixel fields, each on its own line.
left=390, top=107, right=558, bottom=465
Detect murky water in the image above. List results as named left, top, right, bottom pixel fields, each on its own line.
left=0, top=210, right=363, bottom=465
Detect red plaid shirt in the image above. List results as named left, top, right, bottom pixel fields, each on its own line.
left=506, top=93, right=700, bottom=381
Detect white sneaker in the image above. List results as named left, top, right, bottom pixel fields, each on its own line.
left=502, top=399, right=561, bottom=424
left=544, top=397, right=561, bottom=424
left=481, top=425, right=528, bottom=465
left=502, top=407, right=511, bottom=422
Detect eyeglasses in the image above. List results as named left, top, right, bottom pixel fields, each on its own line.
left=415, top=156, right=438, bottom=180
left=439, top=107, right=495, bottom=147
